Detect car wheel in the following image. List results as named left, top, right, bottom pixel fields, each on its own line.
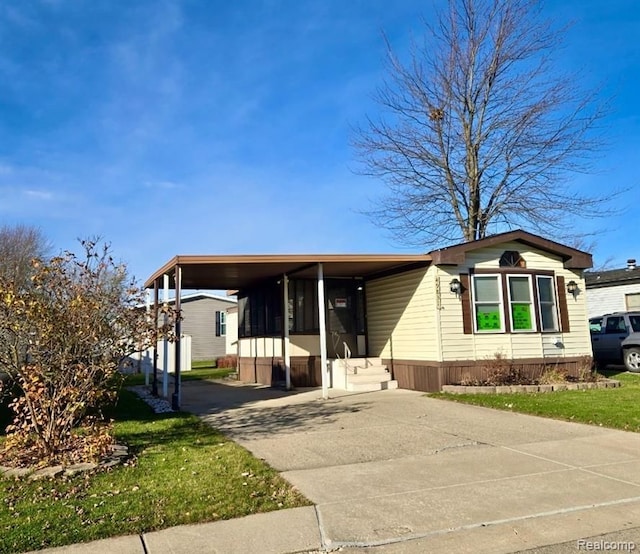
left=623, top=347, right=640, bottom=372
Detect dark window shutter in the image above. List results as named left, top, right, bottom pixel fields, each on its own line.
left=556, top=276, right=570, bottom=332
left=460, top=274, right=472, bottom=334
left=215, top=310, right=221, bottom=337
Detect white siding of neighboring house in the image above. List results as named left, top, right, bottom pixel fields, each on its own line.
left=225, top=307, right=238, bottom=355
left=586, top=283, right=640, bottom=318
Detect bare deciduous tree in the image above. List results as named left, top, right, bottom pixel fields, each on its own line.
left=0, top=224, right=51, bottom=288
left=354, top=0, right=611, bottom=247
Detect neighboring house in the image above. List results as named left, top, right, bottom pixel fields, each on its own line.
left=225, top=305, right=238, bottom=356
left=585, top=259, right=640, bottom=318
left=145, top=231, right=592, bottom=394
left=166, top=293, right=237, bottom=361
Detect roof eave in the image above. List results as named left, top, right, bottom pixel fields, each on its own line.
left=429, top=230, right=593, bottom=270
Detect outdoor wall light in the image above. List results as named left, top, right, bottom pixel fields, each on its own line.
left=449, top=278, right=462, bottom=295
left=566, top=280, right=578, bottom=296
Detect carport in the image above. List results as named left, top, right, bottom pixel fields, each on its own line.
left=144, top=254, right=429, bottom=409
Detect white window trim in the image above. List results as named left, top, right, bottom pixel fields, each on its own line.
left=507, top=274, right=537, bottom=333
left=472, top=274, right=505, bottom=333
left=536, top=275, right=559, bottom=332
left=219, top=310, right=227, bottom=336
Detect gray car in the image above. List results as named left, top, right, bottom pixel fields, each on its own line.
left=622, top=329, right=640, bottom=372
left=590, top=312, right=640, bottom=372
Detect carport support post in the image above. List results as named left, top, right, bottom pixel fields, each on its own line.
left=317, top=263, right=328, bottom=399
left=162, top=274, right=169, bottom=398
left=144, top=290, right=151, bottom=386
left=152, top=279, right=159, bottom=396
left=283, top=274, right=291, bottom=390
left=172, top=265, right=182, bottom=411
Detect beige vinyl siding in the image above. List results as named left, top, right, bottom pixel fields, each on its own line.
left=238, top=337, right=283, bottom=357
left=561, top=283, right=591, bottom=357
left=290, top=335, right=321, bottom=356
left=366, top=267, right=438, bottom=360
left=438, top=268, right=474, bottom=360
left=465, top=242, right=565, bottom=271
left=238, top=335, right=320, bottom=357
left=440, top=244, right=591, bottom=362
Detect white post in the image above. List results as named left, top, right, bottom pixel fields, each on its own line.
left=145, top=290, right=151, bottom=386
left=162, top=273, right=169, bottom=398
left=283, top=274, right=291, bottom=390
left=317, top=263, right=328, bottom=399
left=173, top=265, right=182, bottom=409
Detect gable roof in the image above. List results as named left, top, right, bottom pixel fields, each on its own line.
left=585, top=267, right=640, bottom=289
left=171, top=292, right=237, bottom=304
left=428, top=230, right=592, bottom=269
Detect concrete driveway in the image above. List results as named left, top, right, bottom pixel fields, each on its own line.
left=182, top=380, right=640, bottom=553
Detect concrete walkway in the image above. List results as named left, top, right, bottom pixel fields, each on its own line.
left=34, top=381, right=640, bottom=553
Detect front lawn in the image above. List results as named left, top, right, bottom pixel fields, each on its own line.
left=123, top=366, right=235, bottom=386
left=0, top=390, right=310, bottom=554
left=431, top=370, right=640, bottom=432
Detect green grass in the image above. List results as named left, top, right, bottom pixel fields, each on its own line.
left=0, top=390, right=310, bottom=554
left=191, top=359, right=218, bottom=370
left=431, top=370, right=640, bottom=432
left=123, top=366, right=235, bottom=386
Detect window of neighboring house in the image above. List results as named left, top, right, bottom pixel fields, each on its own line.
left=473, top=275, right=504, bottom=332
left=626, top=293, right=640, bottom=311
left=215, top=310, right=226, bottom=337
left=536, top=275, right=558, bottom=331
left=471, top=272, right=560, bottom=333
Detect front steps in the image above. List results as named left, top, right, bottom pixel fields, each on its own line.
left=330, top=357, right=398, bottom=392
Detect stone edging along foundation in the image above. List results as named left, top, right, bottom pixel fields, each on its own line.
left=441, top=379, right=621, bottom=395
left=0, top=443, right=130, bottom=480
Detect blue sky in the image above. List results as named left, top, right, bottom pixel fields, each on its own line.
left=1, top=0, right=638, bottom=284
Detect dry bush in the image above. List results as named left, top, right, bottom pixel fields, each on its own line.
left=216, top=355, right=238, bottom=369
left=537, top=367, right=568, bottom=384
left=482, top=353, right=528, bottom=386
left=575, top=355, right=600, bottom=382
left=0, top=240, right=163, bottom=467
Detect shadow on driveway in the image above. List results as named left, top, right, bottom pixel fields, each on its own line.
left=180, top=379, right=371, bottom=440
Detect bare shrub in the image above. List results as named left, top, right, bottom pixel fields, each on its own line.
left=538, top=367, right=569, bottom=384
left=0, top=240, right=163, bottom=467
left=483, top=353, right=528, bottom=386
left=215, top=355, right=238, bottom=369
left=575, top=355, right=600, bottom=382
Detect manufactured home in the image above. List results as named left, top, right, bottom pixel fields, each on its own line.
left=145, top=230, right=593, bottom=404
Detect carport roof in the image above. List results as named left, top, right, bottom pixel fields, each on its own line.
left=144, top=254, right=432, bottom=290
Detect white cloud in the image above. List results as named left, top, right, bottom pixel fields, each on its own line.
left=24, top=189, right=54, bottom=200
